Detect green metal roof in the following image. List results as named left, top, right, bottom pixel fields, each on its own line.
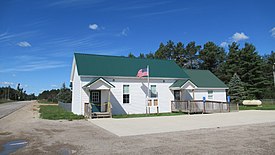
left=74, top=53, right=189, bottom=78
left=169, top=79, right=189, bottom=88
left=182, top=69, right=228, bottom=88
left=83, top=77, right=115, bottom=88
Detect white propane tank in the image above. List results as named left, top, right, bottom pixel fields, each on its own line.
left=242, top=100, right=262, bottom=106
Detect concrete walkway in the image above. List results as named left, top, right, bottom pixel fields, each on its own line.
left=90, top=110, right=275, bottom=136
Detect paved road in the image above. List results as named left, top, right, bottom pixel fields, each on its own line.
left=0, top=101, right=33, bottom=119
left=91, top=110, right=275, bottom=136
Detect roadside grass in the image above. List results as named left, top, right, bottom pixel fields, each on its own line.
left=113, top=112, right=185, bottom=118
left=38, top=99, right=57, bottom=104
left=239, top=104, right=275, bottom=110
left=39, top=105, right=84, bottom=120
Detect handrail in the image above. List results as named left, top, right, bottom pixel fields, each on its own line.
left=171, top=100, right=237, bottom=114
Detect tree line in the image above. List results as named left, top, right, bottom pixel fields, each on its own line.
left=38, top=83, right=72, bottom=103
left=0, top=83, right=36, bottom=101
left=128, top=40, right=275, bottom=102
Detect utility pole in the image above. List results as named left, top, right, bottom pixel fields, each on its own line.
left=273, top=63, right=275, bottom=87
left=7, top=86, right=10, bottom=100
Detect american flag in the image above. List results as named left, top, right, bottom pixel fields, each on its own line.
left=137, top=68, right=149, bottom=78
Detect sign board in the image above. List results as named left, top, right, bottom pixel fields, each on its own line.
left=227, top=96, right=230, bottom=103
left=203, top=97, right=206, bottom=103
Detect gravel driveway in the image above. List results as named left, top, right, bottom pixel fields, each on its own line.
left=0, top=102, right=275, bottom=154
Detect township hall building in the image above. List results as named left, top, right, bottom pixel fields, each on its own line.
left=70, top=53, right=228, bottom=116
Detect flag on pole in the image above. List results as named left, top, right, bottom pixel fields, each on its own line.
left=137, top=68, right=149, bottom=78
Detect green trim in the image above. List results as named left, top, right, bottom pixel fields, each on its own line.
left=170, top=79, right=189, bottom=88
left=169, top=79, right=197, bottom=89
left=83, top=77, right=115, bottom=88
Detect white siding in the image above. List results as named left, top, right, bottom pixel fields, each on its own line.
left=71, top=65, right=82, bottom=115
left=180, top=89, right=226, bottom=102
left=80, top=77, right=175, bottom=115
left=72, top=75, right=227, bottom=115
left=194, top=89, right=226, bottom=102
left=182, top=89, right=193, bottom=101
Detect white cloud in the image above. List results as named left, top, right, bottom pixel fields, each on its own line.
left=231, top=32, right=249, bottom=42
left=0, top=31, right=37, bottom=44
left=89, top=24, right=98, bottom=30
left=120, top=27, right=130, bottom=36
left=270, top=27, right=275, bottom=37
left=0, top=82, right=14, bottom=85
left=0, top=55, right=68, bottom=73
left=220, top=42, right=228, bottom=47
left=51, top=84, right=58, bottom=88
left=17, top=41, right=31, bottom=47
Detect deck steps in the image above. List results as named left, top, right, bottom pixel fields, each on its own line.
left=92, top=112, right=111, bottom=119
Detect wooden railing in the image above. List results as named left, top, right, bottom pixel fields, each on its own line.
left=84, top=102, right=112, bottom=118
left=171, top=100, right=239, bottom=114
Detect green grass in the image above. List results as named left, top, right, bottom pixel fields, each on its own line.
left=39, top=105, right=84, bottom=120
left=239, top=104, right=275, bottom=110
left=113, top=112, right=185, bottom=118
left=38, top=99, right=57, bottom=104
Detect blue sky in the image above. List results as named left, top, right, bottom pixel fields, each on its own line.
left=0, top=0, right=274, bottom=95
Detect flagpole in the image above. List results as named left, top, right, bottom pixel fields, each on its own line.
left=147, top=65, right=149, bottom=101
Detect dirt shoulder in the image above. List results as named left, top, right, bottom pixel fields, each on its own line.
left=0, top=102, right=275, bottom=154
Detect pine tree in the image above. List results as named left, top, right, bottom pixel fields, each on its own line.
left=138, top=53, right=145, bottom=59
left=128, top=52, right=135, bottom=58
left=146, top=52, right=155, bottom=59
left=223, top=42, right=241, bottom=83
left=155, top=42, right=167, bottom=59
left=262, top=51, right=275, bottom=98
left=184, top=41, right=201, bottom=69
left=228, top=73, right=246, bottom=104
left=199, top=42, right=226, bottom=74
left=238, top=43, right=268, bottom=99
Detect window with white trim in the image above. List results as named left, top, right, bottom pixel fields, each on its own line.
left=123, top=85, right=130, bottom=103
left=208, top=90, right=213, bottom=100
left=150, top=85, right=157, bottom=98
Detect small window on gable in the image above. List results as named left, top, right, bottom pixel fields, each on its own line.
left=123, top=85, right=130, bottom=103
left=208, top=90, right=213, bottom=100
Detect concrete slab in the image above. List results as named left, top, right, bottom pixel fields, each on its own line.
left=90, top=110, right=275, bottom=137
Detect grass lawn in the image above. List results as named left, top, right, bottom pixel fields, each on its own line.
left=38, top=99, right=57, bottom=104
left=239, top=104, right=275, bottom=110
left=39, top=105, right=84, bottom=120
left=113, top=112, right=185, bottom=118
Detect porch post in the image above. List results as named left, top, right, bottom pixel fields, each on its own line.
left=108, top=89, right=110, bottom=102
left=192, top=89, right=195, bottom=100
left=108, top=89, right=112, bottom=117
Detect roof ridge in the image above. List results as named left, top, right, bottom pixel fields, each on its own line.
left=183, top=69, right=210, bottom=72
left=74, top=52, right=177, bottom=63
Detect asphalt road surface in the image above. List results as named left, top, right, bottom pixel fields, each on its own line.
left=0, top=101, right=32, bottom=119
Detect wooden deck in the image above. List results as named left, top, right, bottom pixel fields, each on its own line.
left=171, top=100, right=239, bottom=114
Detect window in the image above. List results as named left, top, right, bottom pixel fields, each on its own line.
left=91, top=91, right=100, bottom=103
left=123, top=85, right=130, bottom=103
left=150, top=85, right=157, bottom=98
left=174, top=90, right=181, bottom=101
left=208, top=90, right=213, bottom=100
